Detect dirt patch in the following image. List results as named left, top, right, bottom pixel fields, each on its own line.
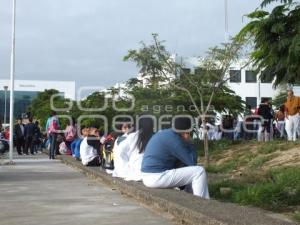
left=262, top=147, right=300, bottom=169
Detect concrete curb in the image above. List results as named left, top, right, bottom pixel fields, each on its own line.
left=59, top=155, right=298, bottom=225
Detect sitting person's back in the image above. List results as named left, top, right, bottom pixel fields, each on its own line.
left=141, top=117, right=210, bottom=199
left=80, top=127, right=102, bottom=166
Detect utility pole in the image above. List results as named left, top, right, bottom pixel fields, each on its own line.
left=9, top=0, right=16, bottom=162
left=224, top=0, right=229, bottom=42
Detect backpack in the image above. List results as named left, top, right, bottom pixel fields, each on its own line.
left=48, top=117, right=59, bottom=134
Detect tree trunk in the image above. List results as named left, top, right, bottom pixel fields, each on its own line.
left=204, top=129, right=209, bottom=166
left=200, top=116, right=209, bottom=166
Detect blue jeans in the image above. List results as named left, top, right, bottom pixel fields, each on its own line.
left=49, top=133, right=57, bottom=159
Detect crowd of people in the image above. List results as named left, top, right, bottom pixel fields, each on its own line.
left=197, top=90, right=300, bottom=143
left=1, top=89, right=299, bottom=198
left=0, top=117, right=42, bottom=155
left=44, top=112, right=210, bottom=199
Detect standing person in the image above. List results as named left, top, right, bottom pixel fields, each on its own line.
left=14, top=118, right=25, bottom=155
left=284, top=90, right=300, bottom=141
left=141, top=117, right=209, bottom=199
left=257, top=100, right=273, bottom=142
left=33, top=121, right=42, bottom=153
left=24, top=117, right=36, bottom=155
left=46, top=111, right=60, bottom=159
left=275, top=105, right=285, bottom=138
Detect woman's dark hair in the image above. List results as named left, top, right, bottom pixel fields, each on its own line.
left=136, top=117, right=154, bottom=153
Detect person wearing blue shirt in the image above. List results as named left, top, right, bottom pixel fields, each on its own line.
left=141, top=117, right=209, bottom=199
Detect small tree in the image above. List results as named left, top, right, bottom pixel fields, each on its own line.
left=125, top=34, right=246, bottom=165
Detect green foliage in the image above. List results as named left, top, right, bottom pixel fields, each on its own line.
left=271, top=91, right=287, bottom=108
left=206, top=160, right=238, bottom=173
left=210, top=167, right=300, bottom=212
left=260, top=0, right=294, bottom=8
left=294, top=211, right=300, bottom=222
left=235, top=167, right=300, bottom=211
left=123, top=35, right=169, bottom=90
left=257, top=143, right=279, bottom=154
left=193, top=139, right=233, bottom=157
left=236, top=0, right=300, bottom=86
left=249, top=155, right=274, bottom=169
left=209, top=180, right=244, bottom=201
left=30, top=89, right=70, bottom=129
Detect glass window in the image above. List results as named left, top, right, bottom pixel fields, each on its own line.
left=261, top=97, right=272, bottom=103
left=181, top=68, right=191, bottom=75
left=229, top=70, right=241, bottom=83
left=260, top=72, right=273, bottom=83
left=246, top=97, right=257, bottom=109
left=246, top=70, right=257, bottom=83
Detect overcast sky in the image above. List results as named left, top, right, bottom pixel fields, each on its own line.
left=0, top=0, right=263, bottom=90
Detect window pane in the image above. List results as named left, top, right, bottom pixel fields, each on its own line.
left=229, top=70, right=241, bottom=83
left=181, top=68, right=191, bottom=75
left=246, top=70, right=257, bottom=83
left=261, top=97, right=272, bottom=103
left=260, top=72, right=273, bottom=83
left=246, top=97, right=257, bottom=109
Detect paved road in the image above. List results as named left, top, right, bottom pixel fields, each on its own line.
left=0, top=154, right=174, bottom=225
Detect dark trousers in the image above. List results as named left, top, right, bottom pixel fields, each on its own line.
left=16, top=137, right=25, bottom=154
left=86, top=156, right=101, bottom=167
left=24, top=136, right=34, bottom=154
left=49, top=133, right=57, bottom=159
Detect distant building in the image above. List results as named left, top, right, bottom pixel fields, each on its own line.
left=0, top=79, right=75, bottom=122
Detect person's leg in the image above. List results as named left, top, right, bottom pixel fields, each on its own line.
left=71, top=140, right=77, bottom=156
left=86, top=157, right=101, bottom=166
left=74, top=140, right=82, bottom=159
left=142, top=166, right=209, bottom=199
left=24, top=137, right=29, bottom=155
left=292, top=114, right=300, bottom=141
left=29, top=137, right=34, bottom=154
left=50, top=134, right=57, bottom=159
left=16, top=138, right=22, bottom=154
left=48, top=135, right=52, bottom=159
left=285, top=117, right=293, bottom=141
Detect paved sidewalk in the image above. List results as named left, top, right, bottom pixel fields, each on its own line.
left=0, top=154, right=174, bottom=225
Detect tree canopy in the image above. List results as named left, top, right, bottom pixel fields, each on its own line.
left=236, top=0, right=300, bottom=86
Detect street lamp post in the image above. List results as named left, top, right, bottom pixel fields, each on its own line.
left=3, top=86, right=8, bottom=125
left=224, top=0, right=229, bottom=42
left=9, top=0, right=17, bottom=162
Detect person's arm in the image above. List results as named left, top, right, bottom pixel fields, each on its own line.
left=87, top=136, right=100, bottom=150
left=284, top=103, right=288, bottom=119
left=168, top=134, right=197, bottom=166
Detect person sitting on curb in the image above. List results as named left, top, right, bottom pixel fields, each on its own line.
left=71, top=127, right=89, bottom=161
left=141, top=117, right=210, bottom=199
left=116, top=117, right=154, bottom=181
left=112, top=122, right=131, bottom=177
left=80, top=127, right=102, bottom=166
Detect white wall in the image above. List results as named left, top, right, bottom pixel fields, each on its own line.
left=0, top=79, right=76, bottom=100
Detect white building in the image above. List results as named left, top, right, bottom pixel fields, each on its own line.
left=173, top=56, right=291, bottom=110
left=0, top=79, right=75, bottom=121
left=0, top=79, right=75, bottom=100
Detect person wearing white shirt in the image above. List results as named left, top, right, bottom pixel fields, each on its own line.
left=114, top=118, right=154, bottom=181
left=80, top=127, right=102, bottom=166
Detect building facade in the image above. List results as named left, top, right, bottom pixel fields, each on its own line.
left=0, top=79, right=75, bottom=123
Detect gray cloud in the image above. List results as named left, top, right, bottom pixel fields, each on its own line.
left=0, top=0, right=262, bottom=89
